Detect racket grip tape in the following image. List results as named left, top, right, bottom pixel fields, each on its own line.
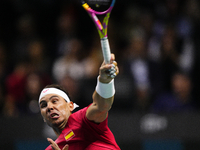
left=101, top=37, right=111, bottom=64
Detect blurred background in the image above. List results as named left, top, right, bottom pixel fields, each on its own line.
left=1, top=0, right=200, bottom=149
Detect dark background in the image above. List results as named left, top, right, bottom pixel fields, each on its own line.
left=1, top=0, right=200, bottom=149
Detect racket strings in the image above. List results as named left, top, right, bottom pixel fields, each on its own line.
left=85, top=0, right=112, bottom=11
left=85, top=0, right=111, bottom=5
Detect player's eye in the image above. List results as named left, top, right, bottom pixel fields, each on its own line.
left=52, top=99, right=58, bottom=103
left=40, top=101, right=47, bottom=108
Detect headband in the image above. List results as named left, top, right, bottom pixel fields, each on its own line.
left=39, top=88, right=79, bottom=110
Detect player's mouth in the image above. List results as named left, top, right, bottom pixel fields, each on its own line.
left=50, top=113, right=60, bottom=119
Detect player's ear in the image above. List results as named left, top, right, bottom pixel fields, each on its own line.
left=43, top=118, right=46, bottom=122
left=68, top=101, right=74, bottom=112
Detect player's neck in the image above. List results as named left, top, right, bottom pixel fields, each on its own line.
left=53, top=119, right=68, bottom=137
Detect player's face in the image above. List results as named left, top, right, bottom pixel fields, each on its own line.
left=39, top=94, right=74, bottom=128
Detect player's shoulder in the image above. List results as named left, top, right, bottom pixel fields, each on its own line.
left=72, top=105, right=88, bottom=115
left=69, top=105, right=90, bottom=121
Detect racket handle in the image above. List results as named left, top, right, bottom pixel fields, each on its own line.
left=101, top=37, right=111, bottom=64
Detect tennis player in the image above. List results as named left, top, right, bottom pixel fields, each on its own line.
left=39, top=54, right=120, bottom=150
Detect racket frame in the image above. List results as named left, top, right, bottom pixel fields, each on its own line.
left=82, top=0, right=116, bottom=64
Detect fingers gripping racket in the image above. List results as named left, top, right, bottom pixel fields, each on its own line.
left=81, top=0, right=116, bottom=64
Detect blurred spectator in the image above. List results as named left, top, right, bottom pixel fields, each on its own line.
left=3, top=62, right=51, bottom=117
left=59, top=75, right=81, bottom=107
left=159, top=25, right=180, bottom=91
left=151, top=71, right=196, bottom=113
left=77, top=37, right=103, bottom=105
left=3, top=61, right=28, bottom=117
left=83, top=36, right=103, bottom=79
left=155, top=24, right=194, bottom=93
left=124, top=28, right=155, bottom=112
left=0, top=42, right=7, bottom=83
left=148, top=0, right=194, bottom=68
left=27, top=39, right=51, bottom=74
left=0, top=42, right=7, bottom=115
left=55, top=6, right=78, bottom=57
left=12, top=14, right=38, bottom=64
left=52, top=38, right=86, bottom=82
left=24, top=72, right=44, bottom=115
left=112, top=63, right=135, bottom=111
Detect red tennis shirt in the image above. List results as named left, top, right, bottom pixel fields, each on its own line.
left=45, top=105, right=120, bottom=150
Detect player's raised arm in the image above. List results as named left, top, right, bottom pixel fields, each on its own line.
left=86, top=53, right=119, bottom=123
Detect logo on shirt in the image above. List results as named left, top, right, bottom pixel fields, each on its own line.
left=64, top=130, right=75, bottom=141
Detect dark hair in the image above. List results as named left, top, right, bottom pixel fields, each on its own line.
left=44, top=84, right=71, bottom=100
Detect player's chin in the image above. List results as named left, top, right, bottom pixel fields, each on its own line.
left=48, top=117, right=62, bottom=127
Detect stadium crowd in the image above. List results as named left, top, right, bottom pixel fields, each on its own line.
left=0, top=0, right=200, bottom=117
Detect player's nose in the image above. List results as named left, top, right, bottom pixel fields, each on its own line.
left=47, top=102, right=54, bottom=112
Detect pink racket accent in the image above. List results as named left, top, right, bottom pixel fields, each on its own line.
left=82, top=0, right=116, bottom=64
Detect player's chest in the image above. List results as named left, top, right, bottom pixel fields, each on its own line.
left=60, top=125, right=96, bottom=143
left=57, top=127, right=95, bottom=149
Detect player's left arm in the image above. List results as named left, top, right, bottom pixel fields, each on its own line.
left=47, top=138, right=69, bottom=150
left=86, top=53, right=119, bottom=123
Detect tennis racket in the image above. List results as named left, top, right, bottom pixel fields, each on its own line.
left=81, top=0, right=116, bottom=64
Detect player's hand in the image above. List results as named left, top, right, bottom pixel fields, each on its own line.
left=99, top=53, right=119, bottom=83
left=47, top=138, right=69, bottom=150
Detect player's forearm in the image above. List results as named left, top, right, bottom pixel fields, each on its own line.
left=86, top=91, right=113, bottom=123
left=93, top=77, right=115, bottom=111
left=86, top=77, right=115, bottom=123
